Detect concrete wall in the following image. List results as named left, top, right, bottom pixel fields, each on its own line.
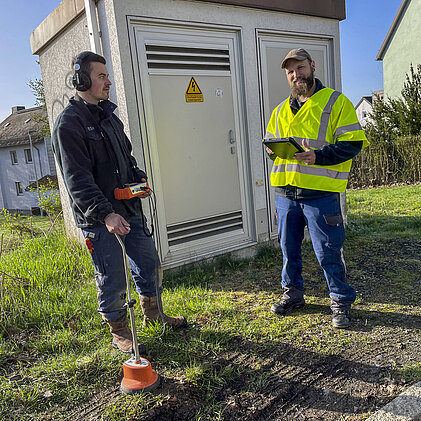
left=383, top=0, right=421, bottom=99
left=37, top=14, right=90, bottom=241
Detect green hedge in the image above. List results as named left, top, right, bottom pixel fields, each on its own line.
left=349, top=134, right=421, bottom=188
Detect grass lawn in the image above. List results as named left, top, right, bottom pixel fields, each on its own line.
left=0, top=184, right=420, bottom=420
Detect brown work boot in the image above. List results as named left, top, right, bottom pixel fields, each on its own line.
left=139, top=295, right=187, bottom=329
left=105, top=318, right=133, bottom=354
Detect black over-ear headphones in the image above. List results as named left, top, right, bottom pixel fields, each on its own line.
left=72, top=51, right=92, bottom=91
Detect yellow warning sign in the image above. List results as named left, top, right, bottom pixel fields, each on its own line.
left=185, top=77, right=203, bottom=103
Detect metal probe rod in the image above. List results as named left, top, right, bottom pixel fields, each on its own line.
left=114, top=234, right=140, bottom=362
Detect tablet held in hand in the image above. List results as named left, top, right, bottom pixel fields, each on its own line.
left=263, top=137, right=304, bottom=159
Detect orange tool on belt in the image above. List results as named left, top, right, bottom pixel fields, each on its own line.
left=114, top=182, right=150, bottom=200
left=85, top=238, right=93, bottom=254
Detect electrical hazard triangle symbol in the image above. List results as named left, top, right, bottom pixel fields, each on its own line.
left=185, top=76, right=203, bottom=102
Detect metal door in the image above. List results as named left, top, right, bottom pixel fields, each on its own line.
left=130, top=23, right=250, bottom=265
left=257, top=34, right=334, bottom=237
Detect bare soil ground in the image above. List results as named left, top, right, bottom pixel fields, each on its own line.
left=70, top=238, right=421, bottom=421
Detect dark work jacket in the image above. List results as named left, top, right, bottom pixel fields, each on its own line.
left=52, top=95, right=147, bottom=228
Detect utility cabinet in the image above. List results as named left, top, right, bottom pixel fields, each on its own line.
left=31, top=0, right=345, bottom=268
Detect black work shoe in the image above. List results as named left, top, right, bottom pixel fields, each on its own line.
left=271, top=298, right=305, bottom=315
left=331, top=310, right=351, bottom=328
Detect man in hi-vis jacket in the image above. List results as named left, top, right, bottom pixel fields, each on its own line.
left=265, top=48, right=369, bottom=328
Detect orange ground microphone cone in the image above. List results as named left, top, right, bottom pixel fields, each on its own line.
left=121, top=356, right=160, bottom=394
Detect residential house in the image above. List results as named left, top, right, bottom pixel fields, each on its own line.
left=0, top=106, right=56, bottom=214
left=376, top=0, right=421, bottom=99
left=355, top=96, right=373, bottom=127
left=355, top=90, right=384, bottom=126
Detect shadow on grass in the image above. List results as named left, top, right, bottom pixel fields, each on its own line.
left=107, top=328, right=406, bottom=421
left=302, top=303, right=421, bottom=332
left=164, top=234, right=421, bottom=309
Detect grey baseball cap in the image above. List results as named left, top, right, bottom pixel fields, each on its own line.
left=281, top=48, right=312, bottom=69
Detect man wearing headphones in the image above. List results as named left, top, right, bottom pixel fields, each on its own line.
left=52, top=51, right=186, bottom=354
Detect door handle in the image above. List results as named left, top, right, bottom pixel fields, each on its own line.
left=229, top=129, right=236, bottom=144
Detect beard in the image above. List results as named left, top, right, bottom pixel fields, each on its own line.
left=289, top=70, right=315, bottom=98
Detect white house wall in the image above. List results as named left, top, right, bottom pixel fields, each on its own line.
left=355, top=99, right=373, bottom=127
left=0, top=142, right=50, bottom=212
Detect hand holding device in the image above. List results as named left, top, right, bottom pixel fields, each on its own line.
left=114, top=182, right=151, bottom=200
left=293, top=139, right=316, bottom=165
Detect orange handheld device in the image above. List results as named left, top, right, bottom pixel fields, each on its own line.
left=114, top=182, right=151, bottom=200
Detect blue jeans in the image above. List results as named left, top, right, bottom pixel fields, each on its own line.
left=82, top=215, right=161, bottom=322
left=275, top=193, right=356, bottom=303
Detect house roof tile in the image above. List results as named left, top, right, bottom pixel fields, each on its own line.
left=0, top=106, right=46, bottom=148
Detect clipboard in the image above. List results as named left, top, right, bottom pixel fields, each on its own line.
left=263, top=137, right=305, bottom=159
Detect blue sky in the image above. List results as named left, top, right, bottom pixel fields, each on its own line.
left=0, top=0, right=402, bottom=123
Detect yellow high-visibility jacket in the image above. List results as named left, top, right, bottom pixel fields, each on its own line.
left=265, top=88, right=369, bottom=192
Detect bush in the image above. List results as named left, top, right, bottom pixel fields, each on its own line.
left=349, top=64, right=421, bottom=187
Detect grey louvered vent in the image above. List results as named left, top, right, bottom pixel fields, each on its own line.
left=167, top=210, right=243, bottom=246
left=146, top=45, right=230, bottom=71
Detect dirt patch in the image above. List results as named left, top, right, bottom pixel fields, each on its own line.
left=70, top=333, right=418, bottom=421
left=69, top=238, right=421, bottom=420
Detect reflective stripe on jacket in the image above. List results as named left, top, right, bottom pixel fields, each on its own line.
left=265, top=88, right=369, bottom=193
